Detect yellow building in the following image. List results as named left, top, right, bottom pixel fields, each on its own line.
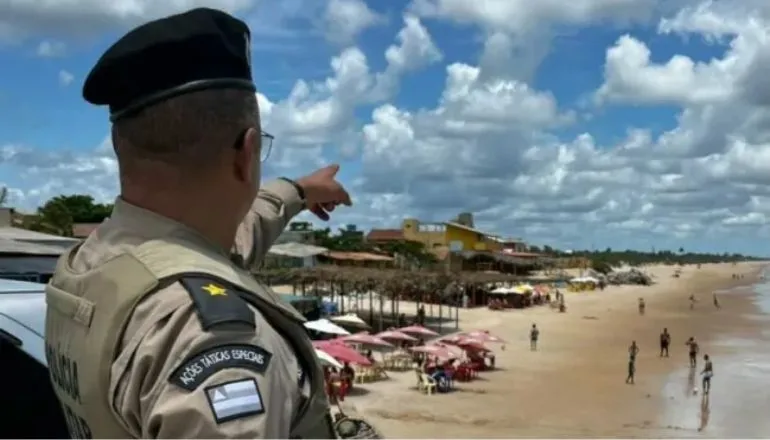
left=401, top=218, right=500, bottom=253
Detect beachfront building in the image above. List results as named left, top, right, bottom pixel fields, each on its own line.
left=370, top=212, right=544, bottom=273
left=318, top=251, right=394, bottom=269
left=275, top=221, right=315, bottom=244
left=401, top=212, right=501, bottom=253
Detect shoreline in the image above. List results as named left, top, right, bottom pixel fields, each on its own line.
left=326, top=262, right=765, bottom=438
left=658, top=267, right=770, bottom=437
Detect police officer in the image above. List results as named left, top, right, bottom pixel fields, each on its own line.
left=44, top=7, right=351, bottom=439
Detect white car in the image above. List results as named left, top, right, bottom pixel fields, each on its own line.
left=0, top=279, right=70, bottom=438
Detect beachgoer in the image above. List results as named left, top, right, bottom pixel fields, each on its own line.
left=530, top=324, right=540, bottom=351
left=659, top=328, right=671, bottom=357
left=689, top=294, right=697, bottom=310
left=638, top=297, right=646, bottom=315
left=417, top=305, right=426, bottom=325
left=686, top=337, right=699, bottom=368
left=713, top=293, right=720, bottom=309
left=626, top=341, right=639, bottom=384
left=341, top=362, right=355, bottom=390
left=629, top=340, right=640, bottom=361
left=701, top=354, right=713, bottom=393
left=626, top=358, right=636, bottom=384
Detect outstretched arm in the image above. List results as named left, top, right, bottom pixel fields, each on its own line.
left=233, top=179, right=305, bottom=271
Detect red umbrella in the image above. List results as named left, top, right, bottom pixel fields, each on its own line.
left=399, top=325, right=439, bottom=337
left=432, top=342, right=464, bottom=358
left=376, top=330, right=418, bottom=342
left=410, top=344, right=453, bottom=359
left=313, top=341, right=373, bottom=366
left=341, top=332, right=394, bottom=348
left=454, top=337, right=490, bottom=352
left=463, top=330, right=505, bottom=343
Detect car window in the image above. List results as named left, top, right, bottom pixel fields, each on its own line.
left=0, top=333, right=70, bottom=439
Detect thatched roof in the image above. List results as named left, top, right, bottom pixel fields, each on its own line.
left=256, top=266, right=525, bottom=289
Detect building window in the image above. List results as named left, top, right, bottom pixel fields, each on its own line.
left=418, top=224, right=445, bottom=233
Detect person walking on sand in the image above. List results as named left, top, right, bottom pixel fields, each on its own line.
left=626, top=341, right=639, bottom=384
left=701, top=354, right=714, bottom=394
left=686, top=337, right=700, bottom=368
left=638, top=297, right=646, bottom=315
left=529, top=324, right=540, bottom=351
left=689, top=294, right=697, bottom=310
left=659, top=328, right=671, bottom=357
left=713, top=293, right=721, bottom=309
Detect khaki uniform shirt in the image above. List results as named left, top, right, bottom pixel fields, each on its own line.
left=70, top=180, right=305, bottom=438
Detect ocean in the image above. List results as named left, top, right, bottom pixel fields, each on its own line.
left=660, top=269, right=770, bottom=438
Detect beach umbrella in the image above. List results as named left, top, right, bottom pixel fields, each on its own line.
left=340, top=332, right=394, bottom=348
left=431, top=342, right=464, bottom=358
left=330, top=313, right=370, bottom=329
left=463, top=330, right=505, bottom=344
left=304, top=318, right=351, bottom=336
left=314, top=348, right=343, bottom=369
left=375, top=329, right=418, bottom=342
left=398, top=325, right=439, bottom=337
left=313, top=341, right=372, bottom=366
left=453, top=337, right=490, bottom=352
left=410, top=344, right=453, bottom=359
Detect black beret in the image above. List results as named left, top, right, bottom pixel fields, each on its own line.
left=83, top=7, right=256, bottom=122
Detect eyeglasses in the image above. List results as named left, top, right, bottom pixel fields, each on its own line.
left=261, top=130, right=274, bottom=162
left=233, top=128, right=275, bottom=163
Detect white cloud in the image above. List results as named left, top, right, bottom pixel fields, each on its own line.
left=6, top=0, right=770, bottom=253
left=0, top=0, right=256, bottom=39
left=36, top=40, right=66, bottom=57
left=323, top=0, right=384, bottom=45
left=58, top=70, right=74, bottom=86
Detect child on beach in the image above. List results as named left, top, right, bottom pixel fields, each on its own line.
left=529, top=324, right=539, bottom=351
left=701, top=354, right=713, bottom=394
left=659, top=328, right=671, bottom=357
left=686, top=337, right=699, bottom=368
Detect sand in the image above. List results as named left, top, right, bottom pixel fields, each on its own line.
left=313, top=262, right=764, bottom=438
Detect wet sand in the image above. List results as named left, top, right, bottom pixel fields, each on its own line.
left=660, top=276, right=770, bottom=438
left=310, top=263, right=765, bottom=438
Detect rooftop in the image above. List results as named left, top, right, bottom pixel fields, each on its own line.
left=268, top=242, right=328, bottom=258
left=324, top=251, right=394, bottom=262
left=0, top=227, right=79, bottom=243
left=366, top=229, right=404, bottom=241
left=444, top=221, right=499, bottom=238
left=0, top=238, right=67, bottom=255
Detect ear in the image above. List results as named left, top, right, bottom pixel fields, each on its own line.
left=234, top=127, right=259, bottom=183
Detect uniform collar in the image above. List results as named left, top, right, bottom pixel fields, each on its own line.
left=109, top=197, right=229, bottom=257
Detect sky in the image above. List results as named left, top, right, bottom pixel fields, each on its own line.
left=1, top=0, right=770, bottom=255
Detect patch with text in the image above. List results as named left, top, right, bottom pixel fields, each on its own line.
left=169, top=344, right=272, bottom=391
left=205, top=378, right=264, bottom=423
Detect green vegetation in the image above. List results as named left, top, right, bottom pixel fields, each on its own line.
left=21, top=195, right=113, bottom=236
left=528, top=245, right=763, bottom=270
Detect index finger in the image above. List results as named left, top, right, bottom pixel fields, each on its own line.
left=339, top=189, right=352, bottom=206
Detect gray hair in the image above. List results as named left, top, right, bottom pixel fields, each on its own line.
left=111, top=89, right=258, bottom=173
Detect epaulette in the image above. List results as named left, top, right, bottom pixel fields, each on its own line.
left=179, top=276, right=256, bottom=331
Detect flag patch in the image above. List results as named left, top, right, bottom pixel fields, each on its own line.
left=205, top=378, right=264, bottom=423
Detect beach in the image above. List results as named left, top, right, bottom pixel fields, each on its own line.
left=308, top=262, right=767, bottom=438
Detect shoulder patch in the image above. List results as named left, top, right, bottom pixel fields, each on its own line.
left=180, top=276, right=255, bottom=331
left=169, top=344, right=273, bottom=391
left=205, top=378, right=265, bottom=423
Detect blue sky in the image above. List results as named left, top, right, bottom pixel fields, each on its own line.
left=0, top=0, right=768, bottom=255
